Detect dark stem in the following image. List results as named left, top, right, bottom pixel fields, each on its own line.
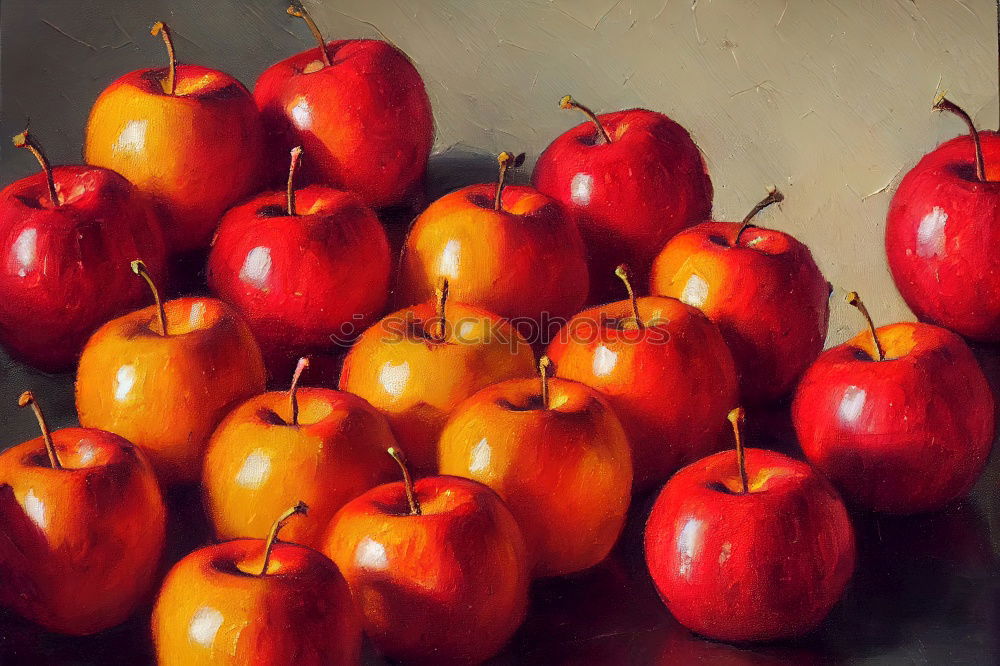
left=387, top=447, right=421, bottom=516
left=560, top=95, right=612, bottom=144
left=131, top=260, right=167, bottom=336
left=287, top=146, right=303, bottom=215
left=259, top=501, right=309, bottom=576
left=12, top=130, right=60, bottom=206
left=614, top=264, right=644, bottom=330
left=734, top=187, right=784, bottom=246
left=150, top=22, right=176, bottom=96
left=287, top=4, right=332, bottom=67
left=934, top=95, right=987, bottom=182
left=289, top=357, right=309, bottom=426
left=18, top=392, right=62, bottom=470
left=433, top=277, right=448, bottom=342
left=727, top=407, right=749, bottom=494
left=846, top=291, right=885, bottom=362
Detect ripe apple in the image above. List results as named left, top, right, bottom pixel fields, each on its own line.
left=321, top=448, right=529, bottom=664
left=438, top=355, right=632, bottom=577
left=254, top=4, right=433, bottom=208
left=792, top=291, right=995, bottom=514
left=644, top=408, right=856, bottom=643
left=339, top=279, right=536, bottom=474
left=398, top=151, right=589, bottom=335
left=208, top=146, right=392, bottom=378
left=0, top=129, right=168, bottom=373
left=532, top=95, right=713, bottom=302
left=650, top=188, right=831, bottom=404
left=153, top=501, right=361, bottom=665
left=887, top=95, right=1000, bottom=340
left=85, top=21, right=264, bottom=252
left=76, top=260, right=267, bottom=485
left=203, top=357, right=399, bottom=548
left=547, top=265, right=738, bottom=491
left=0, top=391, right=165, bottom=635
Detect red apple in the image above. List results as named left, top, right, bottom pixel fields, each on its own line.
left=644, top=408, right=856, bottom=643
left=792, top=291, right=995, bottom=514
left=532, top=96, right=712, bottom=302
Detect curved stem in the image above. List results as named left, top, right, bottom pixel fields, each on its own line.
left=289, top=357, right=310, bottom=426
left=387, top=447, right=421, bottom=516
left=734, top=187, right=784, bottom=246
left=614, top=264, right=644, bottom=330
left=287, top=146, right=303, bottom=216
left=12, top=130, right=60, bottom=207
left=259, top=501, right=308, bottom=576
left=150, top=22, right=176, bottom=96
left=494, top=152, right=512, bottom=211
left=287, top=4, right=331, bottom=67
left=131, top=260, right=167, bottom=336
left=560, top=95, right=612, bottom=144
left=846, top=291, right=885, bottom=362
left=727, top=407, right=748, bottom=494
left=433, top=277, right=449, bottom=342
left=934, top=95, right=986, bottom=182
left=18, top=392, right=62, bottom=470
left=539, top=355, right=552, bottom=409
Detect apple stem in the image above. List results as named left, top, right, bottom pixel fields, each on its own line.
left=539, top=355, right=552, bottom=409
left=287, top=146, right=303, bottom=216
left=12, top=130, right=61, bottom=207
left=933, top=95, right=987, bottom=182
left=560, top=95, right=612, bottom=144
left=727, top=407, right=749, bottom=495
left=150, top=22, right=176, bottom=96
left=289, top=357, right=310, bottom=426
left=614, top=264, right=644, bottom=330
left=259, top=501, right=309, bottom=576
left=387, top=447, right=421, bottom=516
left=433, top=277, right=449, bottom=343
left=287, top=4, right=332, bottom=67
left=131, top=259, right=167, bottom=336
left=734, top=187, right=784, bottom=246
left=494, top=152, right=512, bottom=211
left=846, top=291, right=885, bottom=362
left=17, top=392, right=62, bottom=470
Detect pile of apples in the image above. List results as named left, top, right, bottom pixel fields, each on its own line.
left=0, top=5, right=997, bottom=664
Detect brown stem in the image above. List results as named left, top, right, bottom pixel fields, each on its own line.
left=287, top=146, right=303, bottom=215
left=259, top=501, right=308, bottom=576
left=846, top=291, right=885, bottom=362
left=387, top=447, right=421, bottom=516
left=495, top=152, right=512, bottom=211
left=734, top=187, right=784, bottom=246
left=614, top=264, right=644, bottom=330
left=934, top=94, right=986, bottom=182
left=287, top=4, right=331, bottom=67
left=539, top=355, right=552, bottom=409
left=12, top=130, right=60, bottom=207
left=433, top=277, right=449, bottom=342
left=18, top=392, right=62, bottom=470
left=131, top=260, right=167, bottom=336
left=289, top=357, right=310, bottom=426
left=560, top=95, right=612, bottom=144
left=150, top=22, right=176, bottom=96
left=727, top=407, right=748, bottom=494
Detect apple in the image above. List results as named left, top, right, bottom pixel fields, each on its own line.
left=792, top=291, right=995, bottom=514
left=0, top=391, right=165, bottom=635
left=76, top=260, right=267, bottom=485
left=254, top=4, right=433, bottom=208
left=208, top=146, right=392, bottom=378
left=644, top=407, right=856, bottom=643
left=547, top=265, right=738, bottom=491
left=649, top=188, right=831, bottom=404
left=153, top=501, right=361, bottom=665
left=438, top=355, right=632, bottom=577
left=321, top=447, right=529, bottom=664
left=85, top=21, right=264, bottom=253
left=0, top=129, right=168, bottom=373
left=532, top=95, right=713, bottom=302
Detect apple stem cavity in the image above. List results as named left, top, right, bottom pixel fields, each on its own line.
left=259, top=501, right=309, bottom=577
left=734, top=187, right=784, bottom=246
left=289, top=356, right=310, bottom=426
left=727, top=407, right=749, bottom=494
left=614, top=264, right=644, bottom=330
left=130, top=259, right=168, bottom=336
left=287, top=4, right=332, bottom=67
left=846, top=291, right=885, bottom=361
left=494, top=151, right=526, bottom=211
left=17, top=392, right=62, bottom=470
left=933, top=94, right=987, bottom=182
left=433, top=277, right=449, bottom=343
left=287, top=146, right=303, bottom=216
left=12, top=130, right=61, bottom=207
left=387, top=447, right=422, bottom=516
left=539, top=355, right=553, bottom=409
left=150, top=22, right=176, bottom=96
left=560, top=95, right=612, bottom=144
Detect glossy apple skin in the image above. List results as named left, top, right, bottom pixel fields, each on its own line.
left=547, top=296, right=738, bottom=491
left=203, top=387, right=399, bottom=548
left=532, top=109, right=712, bottom=302
left=339, top=301, right=536, bottom=474
left=650, top=221, right=830, bottom=404
left=254, top=40, right=433, bottom=208
left=792, top=321, right=994, bottom=514
left=398, top=184, right=589, bottom=330
left=153, top=539, right=360, bottom=665
left=0, top=165, right=168, bottom=373
left=0, top=428, right=165, bottom=635
left=208, top=184, right=391, bottom=377
left=438, top=377, right=631, bottom=577
left=322, top=475, right=529, bottom=665
left=75, top=297, right=267, bottom=485
left=644, top=448, right=856, bottom=643
left=85, top=64, right=265, bottom=252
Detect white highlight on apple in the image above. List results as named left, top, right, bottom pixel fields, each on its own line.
left=838, top=385, right=867, bottom=424
left=23, top=488, right=47, bottom=530
left=469, top=437, right=492, bottom=473
left=235, top=449, right=271, bottom=489
left=916, top=206, right=948, bottom=258
left=114, top=364, right=137, bottom=402
left=677, top=517, right=704, bottom=580
left=12, top=228, right=36, bottom=277
left=438, top=239, right=461, bottom=278
left=592, top=345, right=618, bottom=377
left=379, top=360, right=410, bottom=399
left=680, top=274, right=710, bottom=308
left=570, top=173, right=593, bottom=206
left=113, top=119, right=148, bottom=154
left=290, top=97, right=312, bottom=130
left=188, top=606, right=224, bottom=647
left=355, top=537, right=389, bottom=570
left=240, top=246, right=273, bottom=290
